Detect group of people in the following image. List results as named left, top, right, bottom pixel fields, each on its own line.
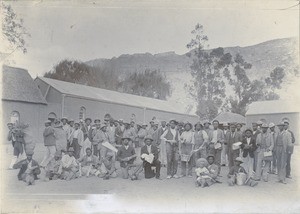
left=7, top=113, right=295, bottom=188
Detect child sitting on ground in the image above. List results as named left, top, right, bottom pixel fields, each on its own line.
left=195, top=158, right=212, bottom=188
left=228, top=157, right=258, bottom=187
left=78, top=148, right=101, bottom=177
left=58, top=147, right=79, bottom=180
left=44, top=151, right=62, bottom=181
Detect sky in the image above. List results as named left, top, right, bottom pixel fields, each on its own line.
left=1, top=0, right=299, bottom=77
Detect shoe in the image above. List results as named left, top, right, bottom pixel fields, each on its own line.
left=221, top=164, right=225, bottom=166
left=173, top=175, right=179, bottom=179
left=282, top=180, right=287, bottom=184
left=166, top=175, right=172, bottom=179
left=286, top=175, right=292, bottom=179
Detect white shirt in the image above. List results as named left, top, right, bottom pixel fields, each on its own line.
left=73, top=129, right=79, bottom=138
left=246, top=137, right=251, bottom=145
left=61, top=154, right=77, bottom=168
left=147, top=145, right=152, bottom=154
left=180, top=130, right=194, bottom=144
left=212, top=130, right=218, bottom=143
left=124, top=145, right=129, bottom=150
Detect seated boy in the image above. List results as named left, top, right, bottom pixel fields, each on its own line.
left=195, top=158, right=212, bottom=187
left=227, top=157, right=258, bottom=187
left=45, top=151, right=62, bottom=181
left=78, top=148, right=101, bottom=177
left=116, top=136, right=142, bottom=179
left=13, top=150, right=41, bottom=185
left=99, top=151, right=117, bottom=179
left=140, top=135, right=161, bottom=179
left=58, top=147, right=79, bottom=180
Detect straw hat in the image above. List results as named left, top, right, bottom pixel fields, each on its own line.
left=235, top=157, right=243, bottom=163
left=144, top=135, right=154, bottom=141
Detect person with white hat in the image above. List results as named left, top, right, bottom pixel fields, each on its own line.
left=275, top=122, right=292, bottom=184
left=269, top=123, right=278, bottom=174
left=69, top=121, right=84, bottom=159
left=140, top=135, right=161, bottom=179
left=40, top=120, right=57, bottom=168
left=227, top=157, right=258, bottom=187
left=13, top=150, right=41, bottom=185
left=254, top=123, right=274, bottom=182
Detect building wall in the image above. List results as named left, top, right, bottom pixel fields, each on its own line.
left=34, top=78, right=49, bottom=97
left=46, top=87, right=62, bottom=104
left=246, top=112, right=300, bottom=142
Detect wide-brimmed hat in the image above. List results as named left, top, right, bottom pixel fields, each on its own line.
left=196, top=158, right=208, bottom=166
left=212, top=120, right=219, bottom=124
left=74, top=120, right=80, bottom=125
left=94, top=119, right=101, bottom=123
left=269, top=123, right=275, bottom=128
left=184, top=122, right=192, bottom=128
left=118, top=119, right=124, bottom=123
left=206, top=155, right=215, bottom=160
left=85, top=118, right=92, bottom=122
left=236, top=123, right=243, bottom=127
left=100, top=123, right=107, bottom=130
left=277, top=122, right=285, bottom=126
left=169, top=119, right=177, bottom=124
left=54, top=121, right=63, bottom=128
left=122, top=134, right=131, bottom=141
left=26, top=150, right=34, bottom=156
left=45, top=120, right=52, bottom=124
left=256, top=121, right=263, bottom=125
left=283, top=119, right=290, bottom=125
left=235, top=157, right=243, bottom=163
left=61, top=117, right=68, bottom=122
left=144, top=135, right=154, bottom=141
left=68, top=118, right=74, bottom=122
left=229, top=123, right=237, bottom=127
left=202, top=120, right=211, bottom=125
left=194, top=122, right=203, bottom=127
left=261, top=123, right=269, bottom=128
left=223, top=123, right=229, bottom=127
left=7, top=122, right=13, bottom=126
left=142, top=123, right=148, bottom=127
left=244, top=128, right=253, bottom=133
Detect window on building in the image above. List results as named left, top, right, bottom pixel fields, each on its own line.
left=79, top=106, right=86, bottom=120
left=10, top=111, right=20, bottom=124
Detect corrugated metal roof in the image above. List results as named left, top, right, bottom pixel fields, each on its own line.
left=246, top=100, right=300, bottom=115
left=2, top=65, right=47, bottom=104
left=213, top=112, right=246, bottom=124
left=37, top=77, right=195, bottom=116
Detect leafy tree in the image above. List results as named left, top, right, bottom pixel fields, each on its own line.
left=1, top=3, right=30, bottom=60
left=119, top=69, right=171, bottom=100
left=186, top=24, right=231, bottom=120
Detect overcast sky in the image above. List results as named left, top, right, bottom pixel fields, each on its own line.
left=3, top=0, right=299, bottom=77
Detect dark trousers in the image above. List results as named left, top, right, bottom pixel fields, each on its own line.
left=166, top=143, right=179, bottom=176
left=286, top=153, right=292, bottom=177
left=71, top=139, right=81, bottom=159
left=93, top=145, right=99, bottom=156
left=144, top=160, right=161, bottom=178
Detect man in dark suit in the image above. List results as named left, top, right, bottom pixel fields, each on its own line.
left=240, top=128, right=257, bottom=178
left=225, top=123, right=243, bottom=169
left=141, top=135, right=161, bottom=179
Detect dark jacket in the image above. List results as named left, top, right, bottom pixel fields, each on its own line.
left=240, top=137, right=257, bottom=158
left=141, top=145, right=159, bottom=162
left=43, top=126, right=56, bottom=146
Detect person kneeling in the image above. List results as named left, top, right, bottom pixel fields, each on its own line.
left=141, top=135, right=161, bottom=179
left=13, top=150, right=41, bottom=185
left=99, top=151, right=117, bottom=180
left=45, top=151, right=62, bottom=181
left=58, top=147, right=79, bottom=180
left=78, top=148, right=101, bottom=177
left=227, top=157, right=258, bottom=187
left=116, top=136, right=142, bottom=180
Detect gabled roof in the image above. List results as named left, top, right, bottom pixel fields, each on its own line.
left=2, top=65, right=47, bottom=105
left=36, top=77, right=195, bottom=116
left=213, top=112, right=246, bottom=124
left=246, top=100, right=300, bottom=115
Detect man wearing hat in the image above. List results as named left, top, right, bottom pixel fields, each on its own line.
left=93, top=123, right=111, bottom=160
left=269, top=123, right=278, bottom=174
left=227, top=157, right=258, bottom=187
left=275, top=122, right=292, bottom=184
left=78, top=148, right=101, bottom=177
left=208, top=120, right=225, bottom=175
left=92, top=120, right=102, bottom=156
left=69, top=121, right=84, bottom=159
left=160, top=119, right=180, bottom=179
left=141, top=135, right=161, bottom=179
left=44, top=151, right=62, bottom=181
left=252, top=122, right=261, bottom=172
left=54, top=121, right=68, bottom=153
left=254, top=123, right=274, bottom=182
left=7, top=122, right=23, bottom=169
left=58, top=147, right=79, bottom=180
left=13, top=150, right=41, bottom=185
left=283, top=120, right=295, bottom=179
left=41, top=120, right=57, bottom=168
left=115, top=119, right=124, bottom=147
left=240, top=128, right=257, bottom=179
left=81, top=118, right=93, bottom=141
left=107, top=118, right=116, bottom=146
left=225, top=123, right=243, bottom=170
left=116, top=135, right=139, bottom=179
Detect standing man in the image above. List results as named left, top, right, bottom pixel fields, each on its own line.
left=7, top=122, right=23, bottom=169
left=81, top=118, right=92, bottom=141
left=221, top=123, right=229, bottom=166
left=92, top=120, right=101, bottom=156
left=254, top=123, right=274, bottom=182
left=269, top=123, right=278, bottom=174
left=252, top=122, right=261, bottom=172
left=158, top=120, right=168, bottom=166
left=93, top=123, right=111, bottom=162
left=61, top=117, right=70, bottom=134
left=69, top=121, right=84, bottom=159
left=208, top=120, right=225, bottom=175
left=203, top=120, right=211, bottom=136
left=41, top=120, right=56, bottom=168
left=226, top=123, right=243, bottom=170
left=107, top=118, right=116, bottom=145
left=283, top=120, right=295, bottom=179
left=137, top=123, right=148, bottom=147
left=160, top=119, right=180, bottom=179
left=276, top=122, right=292, bottom=184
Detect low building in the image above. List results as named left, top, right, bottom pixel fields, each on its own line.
left=246, top=100, right=300, bottom=140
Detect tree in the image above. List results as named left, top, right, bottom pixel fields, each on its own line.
left=1, top=3, right=30, bottom=60
left=119, top=69, right=171, bottom=100
left=186, top=24, right=231, bottom=120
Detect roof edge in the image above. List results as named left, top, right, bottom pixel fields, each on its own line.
left=2, top=98, right=48, bottom=105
